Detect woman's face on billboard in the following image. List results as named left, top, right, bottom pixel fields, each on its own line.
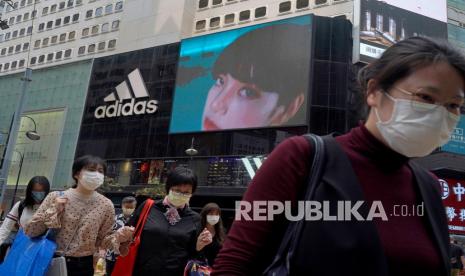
left=202, top=74, right=281, bottom=131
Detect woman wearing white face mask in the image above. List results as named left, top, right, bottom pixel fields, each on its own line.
left=118, top=167, right=202, bottom=275
left=212, top=37, right=465, bottom=276
left=25, top=155, right=133, bottom=276
left=196, top=203, right=226, bottom=266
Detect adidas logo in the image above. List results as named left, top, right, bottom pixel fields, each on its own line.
left=94, top=68, right=158, bottom=119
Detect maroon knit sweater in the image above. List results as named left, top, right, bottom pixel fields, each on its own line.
left=212, top=125, right=442, bottom=275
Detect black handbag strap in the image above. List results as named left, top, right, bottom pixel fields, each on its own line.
left=263, top=134, right=326, bottom=275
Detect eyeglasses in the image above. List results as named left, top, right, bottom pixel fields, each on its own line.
left=171, top=190, right=192, bottom=198
left=390, top=87, right=464, bottom=118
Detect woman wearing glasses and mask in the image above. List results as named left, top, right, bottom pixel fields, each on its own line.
left=212, top=37, right=465, bottom=276
left=119, top=167, right=203, bottom=276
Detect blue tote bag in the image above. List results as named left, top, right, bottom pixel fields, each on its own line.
left=0, top=229, right=57, bottom=276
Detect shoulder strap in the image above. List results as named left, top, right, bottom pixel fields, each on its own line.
left=134, top=199, right=154, bottom=238
left=263, top=134, right=326, bottom=275
left=17, top=201, right=24, bottom=220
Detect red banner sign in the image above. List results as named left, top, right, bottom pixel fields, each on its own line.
left=440, top=178, right=465, bottom=234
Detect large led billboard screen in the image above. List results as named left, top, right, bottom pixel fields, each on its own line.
left=358, top=0, right=447, bottom=62
left=170, top=15, right=312, bottom=133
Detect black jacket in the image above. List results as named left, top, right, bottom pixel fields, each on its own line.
left=127, top=199, right=201, bottom=276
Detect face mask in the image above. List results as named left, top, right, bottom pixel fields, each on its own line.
left=375, top=93, right=459, bottom=157
left=167, top=190, right=191, bottom=208
left=207, top=215, right=220, bottom=225
left=79, top=170, right=104, bottom=191
left=31, top=191, right=46, bottom=203
left=122, top=207, right=135, bottom=216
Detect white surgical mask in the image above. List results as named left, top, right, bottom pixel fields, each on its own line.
left=206, top=215, right=220, bottom=225
left=122, top=207, right=135, bottom=216
left=375, top=93, right=459, bottom=157
left=167, top=190, right=191, bottom=208
left=79, top=170, right=104, bottom=191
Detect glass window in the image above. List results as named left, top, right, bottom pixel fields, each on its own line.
left=24, top=13, right=30, bottom=20
left=16, top=15, right=22, bottom=22
left=64, top=49, right=72, bottom=57
left=50, top=4, right=56, bottom=12
left=86, top=10, right=93, bottom=18
left=195, top=20, right=206, bottom=30
left=46, top=21, right=53, bottom=29
left=27, top=26, right=32, bottom=34
left=8, top=46, right=13, bottom=53
left=42, top=7, right=48, bottom=15
left=30, top=57, right=36, bottom=65
left=198, top=0, right=208, bottom=9
left=4, top=63, right=9, bottom=70
left=68, top=31, right=75, bottom=39
left=313, top=0, right=324, bottom=5
left=72, top=13, right=79, bottom=22
left=59, top=33, right=66, bottom=41
left=102, top=23, right=109, bottom=32
left=0, top=48, right=5, bottom=55
left=20, top=0, right=26, bottom=7
left=297, top=0, right=310, bottom=8
left=108, top=39, right=116, bottom=48
left=59, top=2, right=65, bottom=9
left=76, top=0, right=82, bottom=5
left=51, top=35, right=57, bottom=43
left=210, top=17, right=220, bottom=28
left=34, top=39, right=40, bottom=47
left=5, top=33, right=10, bottom=40
left=239, top=10, right=250, bottom=21
left=105, top=4, right=112, bottom=13
left=0, top=64, right=2, bottom=71
left=12, top=30, right=18, bottom=38
left=13, top=2, right=18, bottom=9
left=112, top=20, right=120, bottom=29
left=47, top=53, right=53, bottom=61
left=55, top=18, right=61, bottom=26
left=38, top=55, right=45, bottom=63
left=42, top=37, right=49, bottom=46
left=255, top=7, right=266, bottom=18
left=82, top=28, right=89, bottom=36
left=15, top=44, right=21, bottom=52
left=78, top=46, right=85, bottom=55
left=224, top=13, right=235, bottom=24
left=67, top=0, right=73, bottom=8
left=19, top=59, right=25, bottom=67
left=19, top=28, right=25, bottom=36
left=38, top=23, right=44, bottom=31
left=28, top=0, right=33, bottom=5
left=9, top=18, right=14, bottom=25
left=55, top=51, right=62, bottom=59
left=63, top=16, right=70, bottom=24
left=91, top=25, right=99, bottom=34
left=115, top=1, right=123, bottom=11
left=11, top=61, right=17, bottom=69
left=98, top=41, right=105, bottom=50
left=0, top=34, right=3, bottom=42
left=279, top=1, right=291, bottom=13
left=212, top=0, right=222, bottom=5
left=95, top=7, right=103, bottom=16
left=23, top=42, right=29, bottom=50
left=32, top=10, right=37, bottom=18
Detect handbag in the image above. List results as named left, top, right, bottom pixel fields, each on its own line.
left=0, top=229, right=57, bottom=276
left=184, top=258, right=212, bottom=276
left=112, top=199, right=155, bottom=276
left=263, top=134, right=326, bottom=276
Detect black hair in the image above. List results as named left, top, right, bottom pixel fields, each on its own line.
left=21, top=176, right=50, bottom=208
left=71, top=155, right=107, bottom=188
left=358, top=36, right=465, bottom=117
left=200, top=202, right=226, bottom=245
left=122, top=196, right=137, bottom=204
left=212, top=23, right=311, bottom=110
left=165, top=167, right=198, bottom=194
